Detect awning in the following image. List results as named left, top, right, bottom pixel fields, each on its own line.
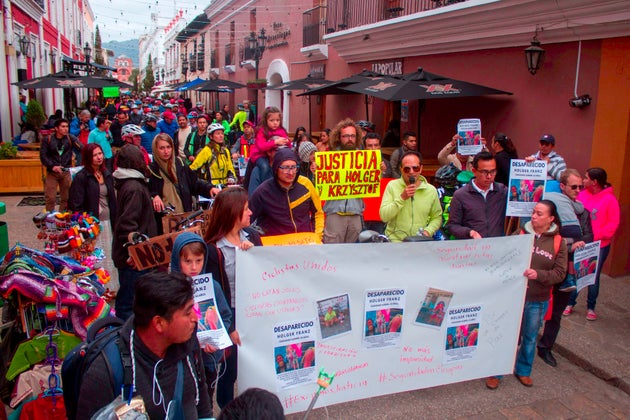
left=62, top=56, right=117, bottom=72
left=176, top=14, right=211, bottom=42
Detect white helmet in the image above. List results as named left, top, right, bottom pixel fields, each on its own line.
left=121, top=124, right=146, bottom=137
left=208, top=123, right=225, bottom=135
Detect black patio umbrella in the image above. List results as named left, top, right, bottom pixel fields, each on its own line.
left=193, top=78, right=246, bottom=92
left=296, top=69, right=387, bottom=120
left=342, top=67, right=511, bottom=101
left=269, top=75, right=333, bottom=91
left=268, top=75, right=334, bottom=132
left=13, top=71, right=132, bottom=89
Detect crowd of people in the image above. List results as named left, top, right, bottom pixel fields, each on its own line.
left=36, top=93, right=620, bottom=416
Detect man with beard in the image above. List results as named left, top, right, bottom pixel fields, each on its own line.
left=322, top=119, right=365, bottom=243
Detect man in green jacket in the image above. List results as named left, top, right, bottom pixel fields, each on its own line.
left=380, top=151, right=442, bottom=242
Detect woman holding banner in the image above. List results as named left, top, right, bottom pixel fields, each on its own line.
left=204, top=186, right=262, bottom=408
left=486, top=200, right=567, bottom=389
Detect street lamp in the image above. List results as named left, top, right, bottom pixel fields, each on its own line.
left=161, top=69, right=165, bottom=83
left=18, top=35, right=31, bottom=57
left=83, top=42, right=92, bottom=73
left=248, top=28, right=267, bottom=120
left=524, top=32, right=545, bottom=75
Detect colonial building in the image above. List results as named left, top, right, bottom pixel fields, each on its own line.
left=114, top=55, right=133, bottom=82
left=0, top=0, right=94, bottom=139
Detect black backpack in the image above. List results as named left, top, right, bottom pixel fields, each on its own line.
left=61, top=317, right=133, bottom=420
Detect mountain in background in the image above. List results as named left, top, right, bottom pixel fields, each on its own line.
left=103, top=39, right=139, bottom=68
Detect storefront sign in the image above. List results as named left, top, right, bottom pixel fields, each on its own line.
left=371, top=60, right=403, bottom=76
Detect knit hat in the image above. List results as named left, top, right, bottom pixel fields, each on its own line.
left=298, top=141, right=317, bottom=163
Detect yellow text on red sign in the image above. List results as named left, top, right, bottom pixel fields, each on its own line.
left=314, top=150, right=381, bottom=200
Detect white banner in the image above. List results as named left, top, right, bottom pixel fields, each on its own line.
left=236, top=235, right=533, bottom=414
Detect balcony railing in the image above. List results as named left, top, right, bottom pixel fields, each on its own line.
left=303, top=5, right=326, bottom=47
left=313, top=0, right=467, bottom=45
left=225, top=43, right=234, bottom=66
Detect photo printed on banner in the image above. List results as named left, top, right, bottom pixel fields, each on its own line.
left=316, top=293, right=352, bottom=340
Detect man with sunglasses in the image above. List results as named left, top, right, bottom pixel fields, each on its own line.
left=446, top=151, right=508, bottom=239
left=380, top=151, right=442, bottom=242
left=536, top=168, right=592, bottom=367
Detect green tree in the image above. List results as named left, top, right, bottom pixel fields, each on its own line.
left=142, top=54, right=155, bottom=92
left=25, top=99, right=46, bottom=129
left=130, top=68, right=140, bottom=92
left=93, top=26, right=107, bottom=76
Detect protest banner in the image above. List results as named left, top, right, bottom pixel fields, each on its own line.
left=456, top=119, right=482, bottom=155
left=506, top=159, right=547, bottom=217
left=127, top=226, right=201, bottom=270
left=574, top=240, right=601, bottom=292
left=261, top=232, right=322, bottom=246
left=314, top=150, right=381, bottom=200
left=236, top=235, right=533, bottom=414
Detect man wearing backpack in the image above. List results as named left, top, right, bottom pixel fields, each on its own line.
left=75, top=271, right=212, bottom=419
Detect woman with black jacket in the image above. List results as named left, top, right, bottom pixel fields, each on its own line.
left=112, top=145, right=157, bottom=320
left=69, top=143, right=119, bottom=291
left=148, top=133, right=219, bottom=233
left=203, top=186, right=262, bottom=409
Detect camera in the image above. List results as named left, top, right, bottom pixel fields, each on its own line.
left=569, top=94, right=592, bottom=108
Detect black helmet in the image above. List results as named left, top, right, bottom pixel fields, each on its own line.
left=435, top=163, right=461, bottom=185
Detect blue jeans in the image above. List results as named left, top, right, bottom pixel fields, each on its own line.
left=115, top=267, right=149, bottom=320
left=568, top=245, right=610, bottom=310
left=514, top=300, right=548, bottom=377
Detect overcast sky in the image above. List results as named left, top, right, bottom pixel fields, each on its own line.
left=91, top=0, right=203, bottom=42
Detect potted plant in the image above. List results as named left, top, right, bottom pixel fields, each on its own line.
left=0, top=142, right=18, bottom=159
left=246, top=78, right=268, bottom=89
left=25, top=99, right=47, bottom=142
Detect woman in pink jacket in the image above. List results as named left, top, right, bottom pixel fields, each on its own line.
left=564, top=167, right=620, bottom=321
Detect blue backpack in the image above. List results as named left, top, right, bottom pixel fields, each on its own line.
left=61, top=317, right=133, bottom=420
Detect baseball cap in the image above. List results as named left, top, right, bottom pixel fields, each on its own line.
left=242, top=119, right=255, bottom=128
left=540, top=134, right=555, bottom=145
left=162, top=110, right=175, bottom=120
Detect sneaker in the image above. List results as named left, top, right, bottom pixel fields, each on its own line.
left=586, top=309, right=597, bottom=321
left=557, top=274, right=577, bottom=292
left=562, top=305, right=574, bottom=316
left=485, top=376, right=500, bottom=390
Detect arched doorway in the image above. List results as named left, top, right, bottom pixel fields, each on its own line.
left=265, top=59, right=289, bottom=129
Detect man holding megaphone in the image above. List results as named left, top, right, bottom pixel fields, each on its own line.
left=379, top=151, right=443, bottom=242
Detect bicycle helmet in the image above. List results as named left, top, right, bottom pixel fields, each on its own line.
left=144, top=114, right=159, bottom=123
left=435, top=163, right=461, bottom=186
left=121, top=124, right=146, bottom=137
left=208, top=123, right=225, bottom=135
left=357, top=120, right=375, bottom=132
left=187, top=111, right=198, bottom=119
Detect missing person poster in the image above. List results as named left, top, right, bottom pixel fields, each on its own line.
left=457, top=119, right=482, bottom=156
left=191, top=274, right=232, bottom=350
left=415, top=288, right=454, bottom=329
left=506, top=159, right=548, bottom=217
left=444, top=304, right=481, bottom=364
left=273, top=319, right=317, bottom=389
left=363, top=288, right=405, bottom=349
left=314, top=150, right=381, bottom=200
left=574, top=240, right=601, bottom=292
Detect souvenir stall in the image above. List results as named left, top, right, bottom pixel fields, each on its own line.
left=0, top=211, right=114, bottom=418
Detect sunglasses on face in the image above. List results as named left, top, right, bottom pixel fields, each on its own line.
left=565, top=184, right=585, bottom=190
left=402, top=166, right=421, bottom=174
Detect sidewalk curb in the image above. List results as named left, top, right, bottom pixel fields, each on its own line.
left=555, top=342, right=630, bottom=396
